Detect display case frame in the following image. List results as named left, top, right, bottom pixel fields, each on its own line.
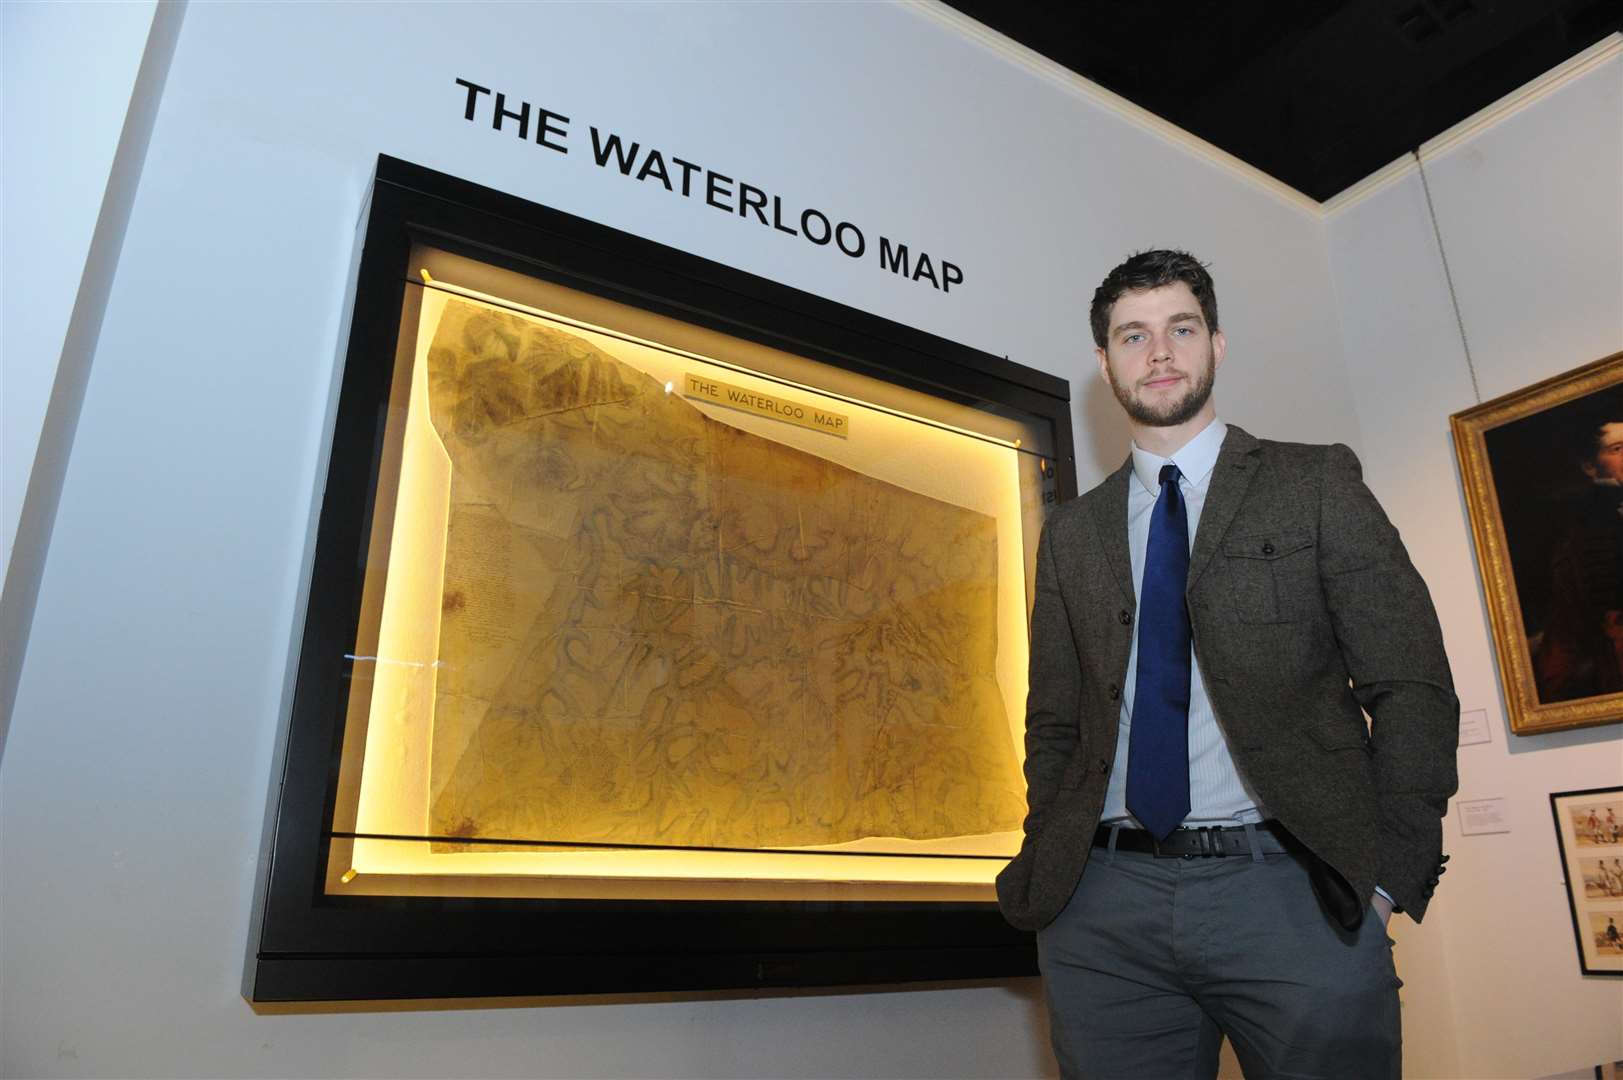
left=244, top=155, right=1076, bottom=1004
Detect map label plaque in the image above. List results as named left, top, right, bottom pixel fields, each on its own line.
left=684, top=372, right=849, bottom=438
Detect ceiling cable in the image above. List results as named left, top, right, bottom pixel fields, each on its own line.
left=1414, top=149, right=1481, bottom=404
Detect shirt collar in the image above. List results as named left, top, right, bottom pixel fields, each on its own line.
left=1130, top=418, right=1228, bottom=496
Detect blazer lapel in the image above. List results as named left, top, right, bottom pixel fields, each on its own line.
left=1087, top=458, right=1136, bottom=605
left=1187, top=425, right=1263, bottom=590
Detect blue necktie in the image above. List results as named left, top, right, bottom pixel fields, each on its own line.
left=1127, top=463, right=1192, bottom=840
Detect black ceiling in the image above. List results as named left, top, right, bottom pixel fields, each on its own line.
left=942, top=0, right=1621, bottom=203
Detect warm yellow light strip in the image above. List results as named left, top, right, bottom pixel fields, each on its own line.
left=352, top=324, right=451, bottom=839
left=351, top=840, right=1011, bottom=885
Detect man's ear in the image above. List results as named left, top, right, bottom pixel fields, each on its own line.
left=1212, top=329, right=1227, bottom=370
left=1095, top=346, right=1110, bottom=384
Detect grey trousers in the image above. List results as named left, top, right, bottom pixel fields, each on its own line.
left=1036, top=843, right=1402, bottom=1080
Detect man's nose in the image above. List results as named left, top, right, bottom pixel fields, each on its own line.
left=1150, top=336, right=1174, bottom=361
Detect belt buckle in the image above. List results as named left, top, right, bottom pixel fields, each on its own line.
left=1182, top=825, right=1228, bottom=859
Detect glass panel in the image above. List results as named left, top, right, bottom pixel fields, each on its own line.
left=327, top=245, right=1058, bottom=901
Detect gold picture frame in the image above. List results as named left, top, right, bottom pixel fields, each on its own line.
left=1452, top=351, right=1623, bottom=735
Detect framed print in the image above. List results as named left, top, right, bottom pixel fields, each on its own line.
left=1550, top=786, right=1623, bottom=976
left=1452, top=351, right=1623, bottom=735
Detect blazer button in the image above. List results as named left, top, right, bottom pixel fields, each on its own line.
left=1118, top=609, right=1133, bottom=626
left=1096, top=758, right=1109, bottom=774
left=1261, top=541, right=1275, bottom=555
left=1108, top=684, right=1121, bottom=700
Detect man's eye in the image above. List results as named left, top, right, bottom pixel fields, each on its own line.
left=1123, top=333, right=1145, bottom=344
left=1172, top=327, right=1193, bottom=336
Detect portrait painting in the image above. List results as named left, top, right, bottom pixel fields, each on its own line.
left=1551, top=786, right=1623, bottom=977
left=1453, top=352, right=1623, bottom=735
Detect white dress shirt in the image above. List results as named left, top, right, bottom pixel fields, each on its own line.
left=1100, top=418, right=1267, bottom=827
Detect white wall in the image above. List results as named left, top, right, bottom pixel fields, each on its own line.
left=1327, top=46, right=1623, bottom=1080
left=1, top=0, right=156, bottom=574
left=0, top=0, right=164, bottom=754
left=0, top=3, right=1354, bottom=1078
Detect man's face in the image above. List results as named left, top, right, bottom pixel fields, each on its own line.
left=1584, top=422, right=1623, bottom=483
left=1095, top=282, right=1225, bottom=428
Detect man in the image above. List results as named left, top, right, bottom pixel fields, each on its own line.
left=996, top=250, right=1458, bottom=1079
left=1532, top=410, right=1623, bottom=702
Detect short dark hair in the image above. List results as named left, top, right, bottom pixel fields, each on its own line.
left=1090, top=250, right=1219, bottom=349
left=1564, top=398, right=1623, bottom=468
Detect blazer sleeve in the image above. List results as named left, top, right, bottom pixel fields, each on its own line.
left=1019, top=516, right=1083, bottom=836
left=1318, top=443, right=1459, bottom=920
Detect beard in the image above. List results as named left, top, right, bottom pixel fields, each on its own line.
left=1107, top=354, right=1216, bottom=427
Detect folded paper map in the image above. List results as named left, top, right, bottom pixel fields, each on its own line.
left=422, top=299, right=1023, bottom=850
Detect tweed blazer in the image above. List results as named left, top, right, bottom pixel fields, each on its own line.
left=995, top=425, right=1459, bottom=932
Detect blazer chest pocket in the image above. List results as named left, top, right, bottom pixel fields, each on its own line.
left=1221, top=528, right=1315, bottom=623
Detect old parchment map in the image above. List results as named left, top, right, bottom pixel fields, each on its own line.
left=423, top=298, right=1023, bottom=850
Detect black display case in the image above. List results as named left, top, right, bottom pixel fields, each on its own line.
left=244, top=155, right=1076, bottom=1003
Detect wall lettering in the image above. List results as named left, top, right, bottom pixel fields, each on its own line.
left=453, top=77, right=964, bottom=294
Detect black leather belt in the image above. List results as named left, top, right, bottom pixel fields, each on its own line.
left=1092, top=821, right=1293, bottom=858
